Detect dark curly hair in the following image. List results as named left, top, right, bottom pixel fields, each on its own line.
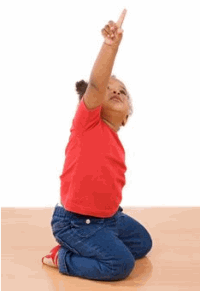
left=75, top=75, right=133, bottom=116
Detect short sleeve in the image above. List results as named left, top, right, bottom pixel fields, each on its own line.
left=71, top=97, right=102, bottom=133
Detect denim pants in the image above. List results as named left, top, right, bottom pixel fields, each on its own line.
left=51, top=204, right=153, bottom=281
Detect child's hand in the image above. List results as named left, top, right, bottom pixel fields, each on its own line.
left=101, top=9, right=127, bottom=48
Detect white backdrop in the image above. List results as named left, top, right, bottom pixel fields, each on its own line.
left=1, top=0, right=200, bottom=207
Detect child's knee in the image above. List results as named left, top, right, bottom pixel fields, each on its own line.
left=111, top=255, right=135, bottom=281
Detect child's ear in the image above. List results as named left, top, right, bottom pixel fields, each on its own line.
left=122, top=115, right=129, bottom=126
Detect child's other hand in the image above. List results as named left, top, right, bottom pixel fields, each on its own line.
left=101, top=9, right=127, bottom=48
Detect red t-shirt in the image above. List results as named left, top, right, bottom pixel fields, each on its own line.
left=59, top=97, right=127, bottom=218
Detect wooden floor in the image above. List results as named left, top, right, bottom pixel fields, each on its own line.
left=1, top=207, right=200, bottom=290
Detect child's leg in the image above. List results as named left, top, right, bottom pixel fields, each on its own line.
left=49, top=205, right=135, bottom=281
left=56, top=232, right=134, bottom=281
left=116, top=211, right=153, bottom=259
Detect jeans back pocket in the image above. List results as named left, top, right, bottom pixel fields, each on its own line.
left=70, top=215, right=105, bottom=238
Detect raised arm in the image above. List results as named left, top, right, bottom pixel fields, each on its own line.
left=83, top=9, right=127, bottom=110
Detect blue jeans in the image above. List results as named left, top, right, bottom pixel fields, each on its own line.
left=51, top=204, right=153, bottom=281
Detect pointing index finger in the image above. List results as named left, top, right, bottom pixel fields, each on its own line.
left=116, top=9, right=127, bottom=28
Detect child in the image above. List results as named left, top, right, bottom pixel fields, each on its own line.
left=42, top=9, right=153, bottom=281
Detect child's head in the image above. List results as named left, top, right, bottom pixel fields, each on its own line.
left=75, top=75, right=133, bottom=132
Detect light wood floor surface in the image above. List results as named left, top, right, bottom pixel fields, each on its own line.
left=1, top=207, right=200, bottom=290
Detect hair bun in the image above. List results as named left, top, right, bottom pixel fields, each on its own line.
left=75, top=80, right=88, bottom=101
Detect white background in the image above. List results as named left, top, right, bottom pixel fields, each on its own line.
left=1, top=0, right=200, bottom=207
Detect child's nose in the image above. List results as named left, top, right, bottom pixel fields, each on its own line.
left=112, top=90, right=120, bottom=95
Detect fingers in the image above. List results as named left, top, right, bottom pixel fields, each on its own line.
left=108, top=20, right=115, bottom=28
left=103, top=22, right=115, bottom=37
left=101, top=27, right=109, bottom=38
left=116, top=9, right=127, bottom=28
left=101, top=10, right=127, bottom=46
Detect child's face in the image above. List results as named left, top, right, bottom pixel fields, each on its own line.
left=100, top=77, right=130, bottom=131
left=106, top=78, right=129, bottom=104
